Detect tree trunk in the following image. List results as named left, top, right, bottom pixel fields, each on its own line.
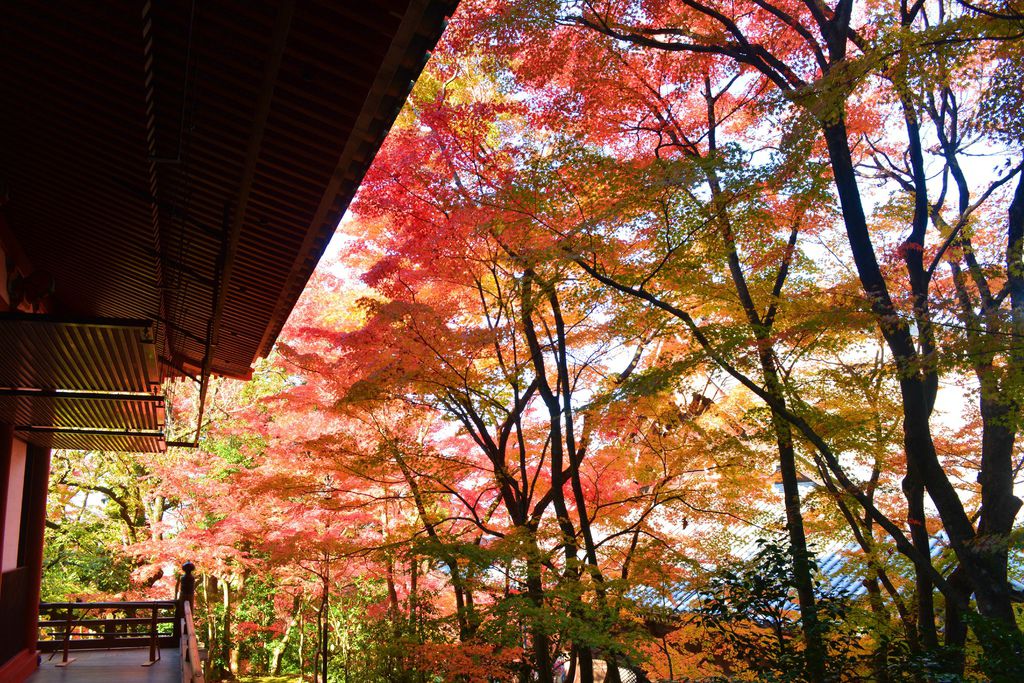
left=386, top=558, right=400, bottom=614
left=576, top=647, right=594, bottom=683
left=772, top=407, right=825, bottom=682
left=321, top=569, right=330, bottom=683
left=977, top=393, right=1022, bottom=624
left=298, top=610, right=306, bottom=683
left=902, top=463, right=937, bottom=649
left=221, top=578, right=234, bottom=678
left=526, top=557, right=554, bottom=683
left=203, top=575, right=222, bottom=681
left=409, top=554, right=418, bottom=633
left=821, top=121, right=1018, bottom=631
left=271, top=595, right=301, bottom=675
left=864, top=576, right=890, bottom=683
left=228, top=570, right=246, bottom=676
left=944, top=566, right=971, bottom=678
left=150, top=495, right=165, bottom=541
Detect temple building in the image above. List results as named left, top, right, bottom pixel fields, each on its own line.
left=0, top=2, right=456, bottom=680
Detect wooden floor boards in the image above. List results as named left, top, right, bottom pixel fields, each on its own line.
left=28, top=648, right=179, bottom=683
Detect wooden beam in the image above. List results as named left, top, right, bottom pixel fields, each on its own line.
left=0, top=389, right=163, bottom=401
left=16, top=426, right=163, bottom=437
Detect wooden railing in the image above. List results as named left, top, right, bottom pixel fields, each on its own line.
left=180, top=601, right=205, bottom=683
left=37, top=560, right=203, bottom=681
left=38, top=600, right=178, bottom=666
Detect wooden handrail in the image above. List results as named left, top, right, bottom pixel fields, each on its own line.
left=39, top=616, right=177, bottom=628
left=180, top=601, right=205, bottom=683
left=42, top=600, right=177, bottom=610
left=38, top=600, right=178, bottom=664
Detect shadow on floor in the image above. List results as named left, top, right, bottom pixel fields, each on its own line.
left=29, top=647, right=180, bottom=683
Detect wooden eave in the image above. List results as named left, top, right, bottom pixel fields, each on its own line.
left=0, top=0, right=457, bottom=451
left=0, top=0, right=456, bottom=379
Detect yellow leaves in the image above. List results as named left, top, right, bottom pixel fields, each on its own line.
left=786, top=54, right=877, bottom=126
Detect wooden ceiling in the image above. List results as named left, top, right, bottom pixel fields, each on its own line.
left=0, top=0, right=457, bottom=451
left=0, top=314, right=163, bottom=450
left=1, top=0, right=456, bottom=379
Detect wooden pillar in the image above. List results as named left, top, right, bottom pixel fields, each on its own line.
left=0, top=432, right=47, bottom=683
left=0, top=423, right=12, bottom=581
left=22, top=443, right=51, bottom=653
left=0, top=424, right=13, bottom=658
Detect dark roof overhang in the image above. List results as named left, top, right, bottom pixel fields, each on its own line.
left=0, top=0, right=458, bottom=451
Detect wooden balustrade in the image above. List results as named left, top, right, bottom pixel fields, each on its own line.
left=37, top=560, right=204, bottom=682
left=180, top=601, right=205, bottom=683
left=37, top=600, right=179, bottom=666
left=179, top=560, right=205, bottom=683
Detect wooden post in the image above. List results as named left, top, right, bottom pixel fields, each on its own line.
left=103, top=610, right=114, bottom=647
left=175, top=561, right=196, bottom=641
left=180, top=561, right=196, bottom=607
left=22, top=444, right=51, bottom=656
left=142, top=604, right=160, bottom=666
left=0, top=425, right=12, bottom=584
left=179, top=562, right=197, bottom=678
left=54, top=605, right=75, bottom=667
